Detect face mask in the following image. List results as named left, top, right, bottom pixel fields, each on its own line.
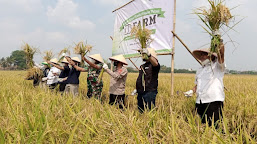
left=114, top=61, right=118, bottom=66
left=202, top=59, right=210, bottom=66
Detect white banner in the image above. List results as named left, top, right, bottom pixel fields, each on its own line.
left=112, top=0, right=174, bottom=58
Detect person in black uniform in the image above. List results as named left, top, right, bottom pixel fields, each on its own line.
left=136, top=48, right=160, bottom=113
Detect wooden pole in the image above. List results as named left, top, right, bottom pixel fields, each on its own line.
left=112, top=0, right=135, bottom=13
left=110, top=36, right=114, bottom=71
left=171, top=31, right=202, bottom=66
left=171, top=0, right=177, bottom=96
left=129, top=58, right=140, bottom=71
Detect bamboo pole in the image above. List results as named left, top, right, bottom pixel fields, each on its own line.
left=112, top=0, right=135, bottom=13
left=129, top=58, right=140, bottom=71
left=171, top=31, right=202, bottom=66
left=171, top=0, right=177, bottom=97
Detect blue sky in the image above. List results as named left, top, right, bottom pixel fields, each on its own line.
left=0, top=0, right=256, bottom=71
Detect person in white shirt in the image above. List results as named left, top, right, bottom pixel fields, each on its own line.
left=185, top=41, right=225, bottom=127
left=47, top=58, right=61, bottom=89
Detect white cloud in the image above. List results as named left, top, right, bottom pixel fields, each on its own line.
left=0, top=0, right=42, bottom=13
left=47, top=0, right=95, bottom=30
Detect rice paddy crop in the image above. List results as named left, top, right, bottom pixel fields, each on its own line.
left=131, top=22, right=153, bottom=60
left=0, top=71, right=256, bottom=143
left=195, top=0, right=234, bottom=55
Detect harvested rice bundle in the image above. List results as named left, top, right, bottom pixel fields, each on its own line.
left=131, top=22, right=153, bottom=60
left=195, top=0, right=233, bottom=53
left=74, top=41, right=93, bottom=65
left=43, top=50, right=54, bottom=62
left=74, top=41, right=92, bottom=57
left=195, top=0, right=233, bottom=55
left=25, top=67, right=43, bottom=80
left=22, top=43, right=37, bottom=69
left=58, top=47, right=71, bottom=62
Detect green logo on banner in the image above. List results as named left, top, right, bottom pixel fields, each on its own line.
left=120, top=8, right=165, bottom=31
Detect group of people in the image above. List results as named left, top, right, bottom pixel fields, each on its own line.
left=32, top=42, right=226, bottom=127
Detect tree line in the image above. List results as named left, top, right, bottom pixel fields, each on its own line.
left=0, top=50, right=27, bottom=70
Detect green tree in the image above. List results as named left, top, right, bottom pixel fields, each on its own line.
left=0, top=57, right=7, bottom=69
left=10, top=50, right=26, bottom=69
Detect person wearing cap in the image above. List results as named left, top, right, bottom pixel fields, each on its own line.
left=64, top=56, right=81, bottom=96
left=46, top=58, right=61, bottom=89
left=40, top=62, right=50, bottom=88
left=48, top=58, right=70, bottom=93
left=102, top=55, right=128, bottom=109
left=185, top=42, right=225, bottom=127
left=70, top=54, right=104, bottom=99
left=135, top=48, right=160, bottom=113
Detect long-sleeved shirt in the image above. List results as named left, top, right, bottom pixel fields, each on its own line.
left=47, top=67, right=61, bottom=85
left=106, top=67, right=128, bottom=95
left=195, top=61, right=226, bottom=104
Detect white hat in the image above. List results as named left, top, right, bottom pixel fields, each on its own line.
left=109, top=54, right=128, bottom=65
left=61, top=58, right=69, bottom=64
left=89, top=54, right=104, bottom=63
left=147, top=48, right=158, bottom=60
left=71, top=57, right=81, bottom=63
left=50, top=58, right=59, bottom=64
left=192, top=48, right=217, bottom=60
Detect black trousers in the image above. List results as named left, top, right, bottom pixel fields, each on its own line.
left=49, top=83, right=58, bottom=89
left=196, top=101, right=224, bottom=127
left=109, top=94, right=125, bottom=109
left=137, top=90, right=158, bottom=113
left=59, top=83, right=66, bottom=92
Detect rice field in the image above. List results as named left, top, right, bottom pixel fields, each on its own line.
left=0, top=71, right=256, bottom=143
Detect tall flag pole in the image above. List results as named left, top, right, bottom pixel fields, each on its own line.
left=171, top=0, right=177, bottom=96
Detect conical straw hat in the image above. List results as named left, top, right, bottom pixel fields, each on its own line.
left=50, top=58, right=59, bottom=64
left=71, top=57, right=81, bottom=63
left=61, top=57, right=69, bottom=64
left=89, top=54, right=104, bottom=63
left=192, top=48, right=217, bottom=60
left=109, top=54, right=128, bottom=65
left=147, top=48, right=158, bottom=60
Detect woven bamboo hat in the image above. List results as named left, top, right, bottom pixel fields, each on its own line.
left=192, top=48, right=217, bottom=60
left=61, top=58, right=69, bottom=64
left=89, top=54, right=104, bottom=63
left=71, top=57, right=81, bottom=63
left=50, top=58, right=59, bottom=64
left=109, top=54, right=128, bottom=65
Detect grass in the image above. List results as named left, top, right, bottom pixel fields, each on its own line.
left=0, top=71, right=256, bottom=143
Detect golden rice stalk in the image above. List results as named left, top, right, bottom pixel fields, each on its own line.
left=58, top=47, right=71, bottom=57
left=22, top=43, right=37, bottom=69
left=58, top=48, right=71, bottom=62
left=195, top=0, right=233, bottom=53
left=74, top=41, right=93, bottom=57
left=25, top=67, right=43, bottom=80
left=131, top=22, right=153, bottom=59
left=98, top=68, right=105, bottom=83
left=43, top=50, right=54, bottom=62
